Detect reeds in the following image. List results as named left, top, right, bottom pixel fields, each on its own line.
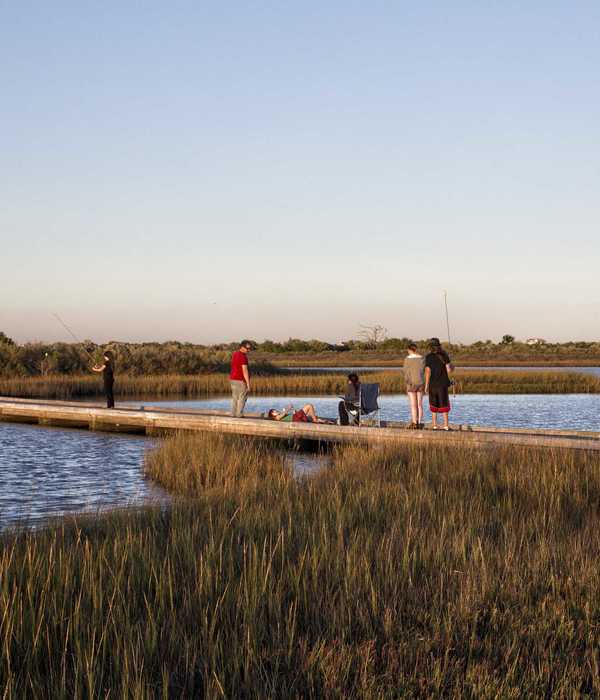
left=454, top=369, right=600, bottom=393
left=3, top=434, right=600, bottom=696
left=0, top=369, right=599, bottom=400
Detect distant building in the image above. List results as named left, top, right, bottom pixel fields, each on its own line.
left=526, top=338, right=546, bottom=346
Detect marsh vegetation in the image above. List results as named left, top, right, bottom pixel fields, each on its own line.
left=1, top=369, right=599, bottom=401
left=2, top=333, right=600, bottom=380
left=3, top=433, right=600, bottom=696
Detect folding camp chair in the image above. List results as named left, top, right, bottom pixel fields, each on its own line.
left=347, top=383, right=381, bottom=427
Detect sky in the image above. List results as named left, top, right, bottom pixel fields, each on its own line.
left=1, top=1, right=599, bottom=344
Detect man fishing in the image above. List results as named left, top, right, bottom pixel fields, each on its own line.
left=92, top=350, right=115, bottom=408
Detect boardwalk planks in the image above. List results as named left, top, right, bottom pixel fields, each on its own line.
left=1, top=397, right=600, bottom=451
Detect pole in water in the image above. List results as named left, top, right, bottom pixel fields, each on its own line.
left=443, top=290, right=452, bottom=346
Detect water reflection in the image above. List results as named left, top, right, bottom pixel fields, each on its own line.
left=148, top=394, right=600, bottom=433
left=0, top=421, right=330, bottom=531
left=2, top=392, right=598, bottom=531
left=0, top=423, right=166, bottom=531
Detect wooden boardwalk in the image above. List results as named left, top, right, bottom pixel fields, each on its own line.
left=1, top=396, right=600, bottom=452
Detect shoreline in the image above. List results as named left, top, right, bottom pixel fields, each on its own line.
left=1, top=368, right=599, bottom=401
left=269, top=359, right=600, bottom=368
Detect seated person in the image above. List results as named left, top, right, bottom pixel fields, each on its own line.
left=338, top=373, right=360, bottom=425
left=267, top=404, right=334, bottom=424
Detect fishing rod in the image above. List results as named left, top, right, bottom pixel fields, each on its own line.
left=51, top=313, right=97, bottom=362
left=443, top=290, right=452, bottom=346
left=443, top=291, right=456, bottom=399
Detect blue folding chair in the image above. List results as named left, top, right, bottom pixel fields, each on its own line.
left=347, top=383, right=381, bottom=427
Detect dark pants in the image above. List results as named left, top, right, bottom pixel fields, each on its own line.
left=104, top=381, right=114, bottom=409
left=338, top=401, right=359, bottom=426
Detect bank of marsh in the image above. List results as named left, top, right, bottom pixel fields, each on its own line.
left=3, top=433, right=600, bottom=697
left=1, top=369, right=599, bottom=401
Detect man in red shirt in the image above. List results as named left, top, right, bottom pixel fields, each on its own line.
left=230, top=340, right=252, bottom=417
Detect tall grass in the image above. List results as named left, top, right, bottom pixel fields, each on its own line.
left=265, top=352, right=600, bottom=368
left=1, top=369, right=599, bottom=400
left=3, top=433, right=600, bottom=696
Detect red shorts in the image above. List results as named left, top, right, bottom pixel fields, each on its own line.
left=292, top=409, right=309, bottom=422
left=429, top=386, right=451, bottom=413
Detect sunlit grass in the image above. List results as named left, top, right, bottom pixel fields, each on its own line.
left=3, top=433, right=600, bottom=696
left=0, top=369, right=598, bottom=401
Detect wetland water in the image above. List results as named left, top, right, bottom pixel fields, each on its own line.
left=1, top=393, right=598, bottom=530
left=0, top=423, right=166, bottom=531
left=0, top=419, right=327, bottom=531
left=150, top=394, right=600, bottom=432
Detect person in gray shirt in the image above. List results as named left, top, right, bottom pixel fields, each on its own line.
left=403, top=343, right=425, bottom=429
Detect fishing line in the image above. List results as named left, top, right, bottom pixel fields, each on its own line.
left=443, top=291, right=457, bottom=400
left=51, top=313, right=96, bottom=362
left=443, top=290, right=452, bottom=346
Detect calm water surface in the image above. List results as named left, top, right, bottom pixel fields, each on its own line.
left=0, top=421, right=327, bottom=531
left=0, top=423, right=167, bottom=531
left=2, top=393, right=598, bottom=531
left=150, top=394, right=600, bottom=432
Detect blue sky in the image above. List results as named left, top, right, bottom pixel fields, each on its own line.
left=2, top=1, right=599, bottom=343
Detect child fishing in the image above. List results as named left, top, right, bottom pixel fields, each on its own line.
left=92, top=350, right=115, bottom=408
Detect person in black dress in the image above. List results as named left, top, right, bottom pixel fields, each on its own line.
left=424, top=338, right=453, bottom=430
left=92, top=350, right=115, bottom=408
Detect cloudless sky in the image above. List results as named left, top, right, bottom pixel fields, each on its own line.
left=2, top=1, right=599, bottom=344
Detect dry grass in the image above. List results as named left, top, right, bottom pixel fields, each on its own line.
left=3, top=433, right=600, bottom=696
left=0, top=369, right=599, bottom=401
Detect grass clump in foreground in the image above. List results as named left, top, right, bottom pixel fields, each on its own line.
left=3, top=436, right=600, bottom=697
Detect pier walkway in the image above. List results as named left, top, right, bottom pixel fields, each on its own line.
left=1, top=397, right=600, bottom=452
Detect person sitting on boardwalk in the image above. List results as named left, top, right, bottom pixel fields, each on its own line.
left=424, top=338, right=454, bottom=430
left=92, top=350, right=115, bottom=408
left=267, top=404, right=334, bottom=424
left=338, top=373, right=360, bottom=425
left=403, top=343, right=425, bottom=429
left=230, top=340, right=252, bottom=417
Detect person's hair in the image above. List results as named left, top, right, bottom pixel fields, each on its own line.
left=429, top=337, right=443, bottom=353
left=347, top=373, right=359, bottom=383
left=103, top=350, right=114, bottom=361
left=240, top=340, right=253, bottom=350
left=408, top=343, right=418, bottom=352
left=267, top=409, right=277, bottom=419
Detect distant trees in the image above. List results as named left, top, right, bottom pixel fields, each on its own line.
left=379, top=337, right=413, bottom=352
left=258, top=338, right=334, bottom=354
left=2, top=335, right=600, bottom=378
left=358, top=324, right=388, bottom=349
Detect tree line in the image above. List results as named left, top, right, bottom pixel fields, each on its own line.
left=1, top=332, right=600, bottom=377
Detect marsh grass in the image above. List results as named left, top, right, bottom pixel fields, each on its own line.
left=1, top=369, right=599, bottom=401
left=266, top=353, right=600, bottom=368
left=3, top=433, right=600, bottom=697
